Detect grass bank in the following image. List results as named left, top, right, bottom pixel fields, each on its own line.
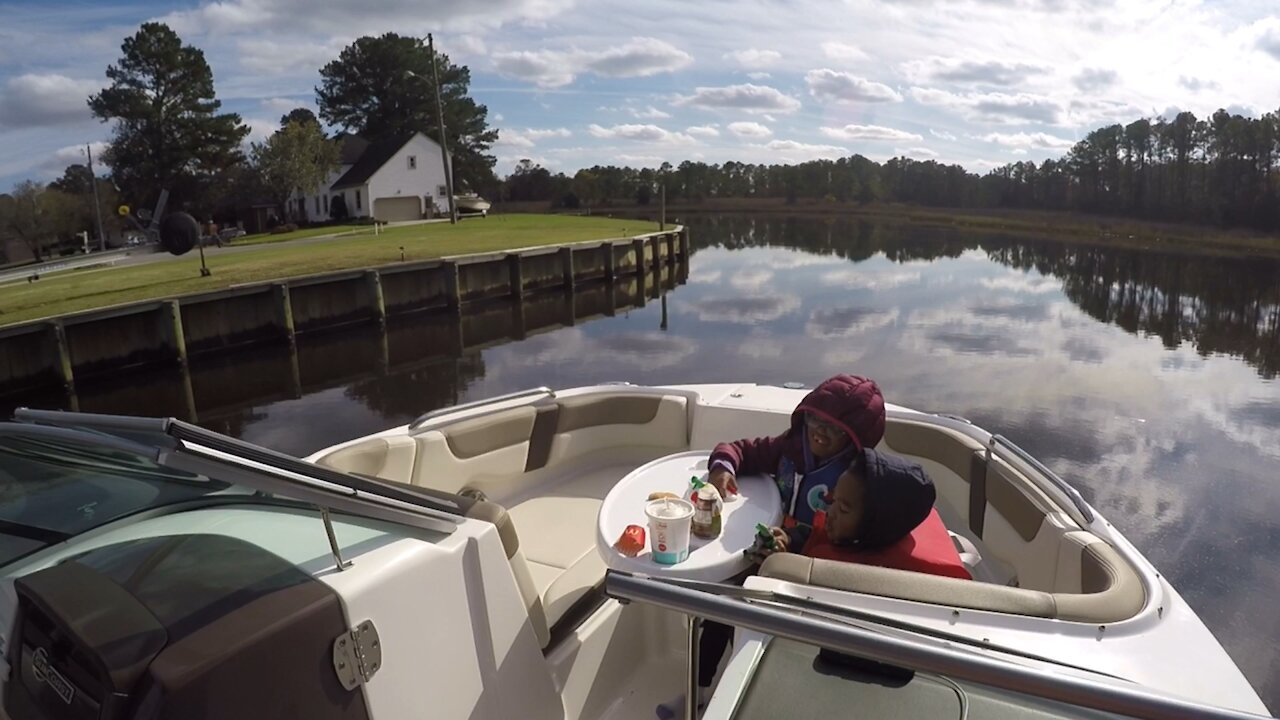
left=229, top=223, right=372, bottom=246
left=0, top=214, right=660, bottom=327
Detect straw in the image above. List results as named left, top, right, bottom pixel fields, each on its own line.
left=664, top=497, right=672, bottom=514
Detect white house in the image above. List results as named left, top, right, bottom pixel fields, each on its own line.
left=291, top=132, right=452, bottom=224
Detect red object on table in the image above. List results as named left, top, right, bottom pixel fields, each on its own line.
left=614, top=524, right=647, bottom=557
left=803, top=509, right=971, bottom=580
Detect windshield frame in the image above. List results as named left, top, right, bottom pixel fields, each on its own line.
left=604, top=570, right=1270, bottom=720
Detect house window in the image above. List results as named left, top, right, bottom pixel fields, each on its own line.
left=437, top=185, right=448, bottom=198
left=315, top=196, right=321, bottom=214
left=355, top=190, right=362, bottom=210
left=408, top=155, right=417, bottom=170
left=323, top=195, right=329, bottom=214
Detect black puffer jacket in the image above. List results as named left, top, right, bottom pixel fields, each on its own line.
left=855, top=448, right=936, bottom=549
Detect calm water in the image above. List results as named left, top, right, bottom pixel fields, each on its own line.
left=8, top=214, right=1280, bottom=709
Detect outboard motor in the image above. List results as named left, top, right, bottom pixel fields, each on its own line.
left=4, top=534, right=370, bottom=720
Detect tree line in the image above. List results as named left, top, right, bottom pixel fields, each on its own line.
left=505, top=109, right=1280, bottom=236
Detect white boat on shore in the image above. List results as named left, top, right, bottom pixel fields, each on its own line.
left=0, top=383, right=1270, bottom=720
left=454, top=193, right=491, bottom=216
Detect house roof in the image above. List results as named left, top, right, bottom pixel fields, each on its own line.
left=331, top=133, right=416, bottom=190
left=334, top=133, right=370, bottom=165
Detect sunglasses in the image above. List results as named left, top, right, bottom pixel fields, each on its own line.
left=804, top=415, right=844, bottom=439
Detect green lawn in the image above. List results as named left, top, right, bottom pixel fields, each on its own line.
left=0, top=215, right=661, bottom=326
left=230, top=223, right=372, bottom=246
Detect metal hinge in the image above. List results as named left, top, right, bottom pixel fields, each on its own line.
left=333, top=620, right=382, bottom=691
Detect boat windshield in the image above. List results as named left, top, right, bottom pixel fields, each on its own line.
left=732, top=638, right=1125, bottom=720
left=0, top=427, right=230, bottom=567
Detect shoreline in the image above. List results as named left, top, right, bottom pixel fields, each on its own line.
left=533, top=199, right=1280, bottom=259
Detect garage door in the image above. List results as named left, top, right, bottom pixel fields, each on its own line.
left=373, top=197, right=421, bottom=222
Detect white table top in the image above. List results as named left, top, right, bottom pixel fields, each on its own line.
left=595, top=451, right=784, bottom=581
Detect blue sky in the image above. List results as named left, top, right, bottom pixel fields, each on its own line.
left=2, top=0, right=1279, bottom=193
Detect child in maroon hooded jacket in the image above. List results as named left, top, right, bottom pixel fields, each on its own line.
left=657, top=376, right=887, bottom=720
left=707, top=374, right=887, bottom=534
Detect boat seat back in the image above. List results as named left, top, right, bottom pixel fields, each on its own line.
left=883, top=420, right=1099, bottom=593
left=311, top=391, right=692, bottom=650
left=760, top=541, right=1146, bottom=623
left=318, top=435, right=417, bottom=482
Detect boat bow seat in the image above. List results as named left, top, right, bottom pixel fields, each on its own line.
left=314, top=392, right=691, bottom=648
left=760, top=537, right=1146, bottom=623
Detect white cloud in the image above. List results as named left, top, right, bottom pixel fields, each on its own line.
left=493, top=37, right=691, bottom=88
left=821, top=124, right=922, bottom=142
left=682, top=293, right=802, bottom=324
left=492, top=50, right=577, bottom=88
left=724, top=48, right=781, bottom=69
left=1178, top=75, right=1221, bottom=93
left=37, top=142, right=111, bottom=175
left=806, top=307, right=900, bottom=338
left=805, top=69, right=902, bottom=103
left=754, top=139, right=849, bottom=161
left=977, top=131, right=1075, bottom=149
left=496, top=127, right=571, bottom=149
left=243, top=118, right=277, bottom=144
left=615, top=154, right=663, bottom=165
left=260, top=97, right=312, bottom=115
left=587, top=123, right=695, bottom=144
left=162, top=0, right=574, bottom=35
left=747, top=71, right=772, bottom=80
left=910, top=86, right=1062, bottom=124
left=675, top=84, right=802, bottom=114
left=452, top=34, right=488, bottom=56
left=1257, top=22, right=1280, bottom=61
left=630, top=105, right=672, bottom=119
left=896, top=146, right=939, bottom=158
left=904, top=57, right=1044, bottom=86
left=730, top=267, right=774, bottom=290
left=980, top=275, right=1061, bottom=294
left=237, top=37, right=346, bottom=75
left=585, top=37, right=693, bottom=78
left=930, top=129, right=957, bottom=141
left=1074, top=68, right=1118, bottom=91
left=820, top=269, right=921, bottom=289
left=686, top=125, right=720, bottom=138
left=822, top=42, right=868, bottom=63
left=0, top=74, right=98, bottom=129
left=727, top=121, right=772, bottom=139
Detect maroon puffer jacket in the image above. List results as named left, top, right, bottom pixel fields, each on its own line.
left=709, top=375, right=886, bottom=477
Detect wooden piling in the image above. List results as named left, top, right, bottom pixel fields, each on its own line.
left=364, top=270, right=386, bottom=325
left=272, top=283, right=295, bottom=346
left=47, top=321, right=74, bottom=389
left=507, top=254, right=524, bottom=297
left=160, top=300, right=188, bottom=367
left=560, top=246, right=575, bottom=291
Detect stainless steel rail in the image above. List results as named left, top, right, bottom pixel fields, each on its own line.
left=408, top=386, right=555, bottom=430
left=606, top=571, right=1271, bottom=720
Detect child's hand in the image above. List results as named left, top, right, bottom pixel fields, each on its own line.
left=708, top=468, right=738, bottom=497
left=761, top=527, right=790, bottom=556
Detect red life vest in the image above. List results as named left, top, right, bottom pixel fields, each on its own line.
left=804, top=508, right=971, bottom=580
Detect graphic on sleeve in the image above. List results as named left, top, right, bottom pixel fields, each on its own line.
left=808, top=484, right=832, bottom=514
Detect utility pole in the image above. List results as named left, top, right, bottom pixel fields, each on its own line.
left=428, top=34, right=457, bottom=224
left=85, top=145, right=107, bottom=251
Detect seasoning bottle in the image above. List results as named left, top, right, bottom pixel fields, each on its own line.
left=690, top=477, right=723, bottom=539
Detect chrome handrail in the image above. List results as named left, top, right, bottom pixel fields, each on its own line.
left=989, top=434, right=1095, bottom=524
left=606, top=571, right=1271, bottom=720
left=408, top=386, right=555, bottom=430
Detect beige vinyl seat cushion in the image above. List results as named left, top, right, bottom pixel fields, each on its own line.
left=760, top=537, right=1146, bottom=623
left=316, top=392, right=691, bottom=648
